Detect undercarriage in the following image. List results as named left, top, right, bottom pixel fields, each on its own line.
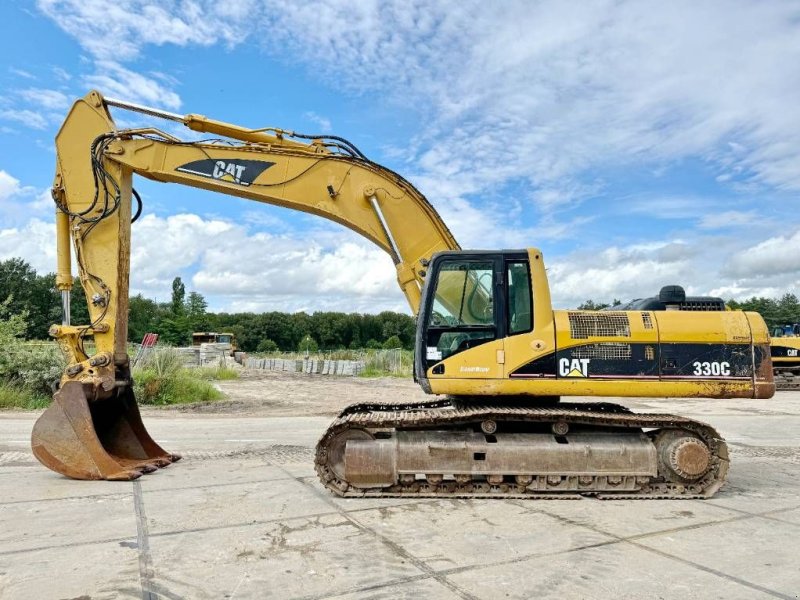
left=774, top=366, right=800, bottom=391
left=315, top=399, right=728, bottom=499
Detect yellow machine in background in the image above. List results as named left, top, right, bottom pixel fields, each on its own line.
left=31, top=91, right=773, bottom=498
left=192, top=332, right=237, bottom=356
left=769, top=325, right=800, bottom=389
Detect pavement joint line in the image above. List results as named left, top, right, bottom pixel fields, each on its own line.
left=516, top=499, right=757, bottom=546
left=626, top=540, right=796, bottom=600
left=299, top=574, right=438, bottom=600
left=150, top=497, right=463, bottom=540
left=752, top=512, right=800, bottom=527
left=142, top=497, right=442, bottom=541
left=0, top=535, right=134, bottom=557
left=288, top=469, right=481, bottom=600
left=132, top=480, right=157, bottom=600
left=0, top=491, right=131, bottom=506
left=138, top=475, right=296, bottom=493
left=704, top=501, right=800, bottom=518
left=149, top=509, right=341, bottom=539
left=0, top=475, right=298, bottom=507
left=515, top=501, right=795, bottom=600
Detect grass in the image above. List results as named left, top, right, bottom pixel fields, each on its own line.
left=134, top=369, right=224, bottom=405
left=195, top=365, right=240, bottom=380
left=132, top=346, right=238, bottom=405
left=0, top=382, right=50, bottom=410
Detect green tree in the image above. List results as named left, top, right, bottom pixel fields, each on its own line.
left=298, top=334, right=318, bottom=354
left=383, top=334, right=402, bottom=349
left=128, top=294, right=160, bottom=342
left=256, top=338, right=279, bottom=352
left=577, top=299, right=610, bottom=310
left=158, top=315, right=191, bottom=346
left=171, top=277, right=186, bottom=315
left=185, top=291, right=210, bottom=331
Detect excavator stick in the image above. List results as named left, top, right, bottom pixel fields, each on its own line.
left=31, top=381, right=179, bottom=480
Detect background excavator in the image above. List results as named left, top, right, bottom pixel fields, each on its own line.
left=31, top=91, right=774, bottom=498
left=608, top=286, right=800, bottom=390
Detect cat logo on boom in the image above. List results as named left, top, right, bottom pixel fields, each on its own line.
left=558, top=357, right=590, bottom=378
left=175, top=158, right=275, bottom=187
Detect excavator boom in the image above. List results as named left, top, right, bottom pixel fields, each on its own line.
left=33, top=91, right=460, bottom=480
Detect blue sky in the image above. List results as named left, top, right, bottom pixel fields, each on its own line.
left=0, top=1, right=798, bottom=314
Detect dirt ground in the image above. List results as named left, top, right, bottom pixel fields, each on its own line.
left=167, top=369, right=429, bottom=417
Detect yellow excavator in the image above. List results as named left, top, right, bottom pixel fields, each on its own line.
left=31, top=91, right=774, bottom=499
left=770, top=325, right=800, bottom=389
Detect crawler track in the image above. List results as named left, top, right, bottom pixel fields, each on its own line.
left=315, top=399, right=729, bottom=499
left=774, top=367, right=800, bottom=391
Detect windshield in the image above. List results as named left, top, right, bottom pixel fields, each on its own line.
left=428, top=261, right=494, bottom=327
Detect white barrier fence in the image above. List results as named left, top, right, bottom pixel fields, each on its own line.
left=245, top=356, right=365, bottom=376
left=175, top=346, right=231, bottom=367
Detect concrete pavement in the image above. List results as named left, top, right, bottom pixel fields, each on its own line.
left=1, top=393, right=799, bottom=599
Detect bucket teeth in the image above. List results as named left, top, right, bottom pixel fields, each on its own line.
left=31, top=381, right=177, bottom=481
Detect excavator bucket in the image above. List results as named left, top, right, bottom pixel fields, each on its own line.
left=31, top=381, right=179, bottom=480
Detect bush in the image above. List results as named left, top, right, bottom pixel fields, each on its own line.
left=133, top=346, right=225, bottom=405
left=0, top=382, right=50, bottom=409
left=257, top=338, right=279, bottom=352
left=383, top=335, right=403, bottom=349
left=0, top=301, right=64, bottom=402
left=0, top=342, right=65, bottom=395
left=298, top=335, right=319, bottom=353
left=134, top=369, right=223, bottom=405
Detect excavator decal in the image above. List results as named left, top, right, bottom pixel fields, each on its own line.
left=559, top=358, right=590, bottom=377
left=512, top=342, right=760, bottom=380
left=175, top=158, right=275, bottom=186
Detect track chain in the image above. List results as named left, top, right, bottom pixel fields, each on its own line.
left=774, top=367, right=800, bottom=391
left=315, top=399, right=728, bottom=500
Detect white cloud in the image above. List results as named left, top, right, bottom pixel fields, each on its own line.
left=17, top=88, right=70, bottom=110
left=84, top=61, right=181, bottom=110
left=0, top=109, right=47, bottom=129
left=0, top=171, right=22, bottom=200
left=52, top=66, right=71, bottom=81
left=303, top=111, right=332, bottom=133
left=36, top=0, right=253, bottom=61
left=254, top=0, right=800, bottom=198
left=544, top=221, right=800, bottom=307
left=697, top=210, right=760, bottom=230
left=9, top=67, right=35, bottom=80
left=24, top=1, right=800, bottom=310
left=38, top=1, right=800, bottom=195
left=129, top=212, right=402, bottom=312
left=724, top=231, right=800, bottom=279
left=0, top=170, right=48, bottom=220
left=0, top=219, right=57, bottom=275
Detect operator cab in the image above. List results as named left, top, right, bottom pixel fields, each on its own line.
left=772, top=324, right=800, bottom=338
left=416, top=251, right=532, bottom=375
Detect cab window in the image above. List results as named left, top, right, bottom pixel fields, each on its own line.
left=427, top=260, right=495, bottom=361
left=507, top=261, right=532, bottom=335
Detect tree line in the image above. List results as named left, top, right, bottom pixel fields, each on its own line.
left=0, top=258, right=416, bottom=351
left=6, top=257, right=800, bottom=351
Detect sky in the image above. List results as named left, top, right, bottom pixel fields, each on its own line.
left=0, top=1, right=799, bottom=315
